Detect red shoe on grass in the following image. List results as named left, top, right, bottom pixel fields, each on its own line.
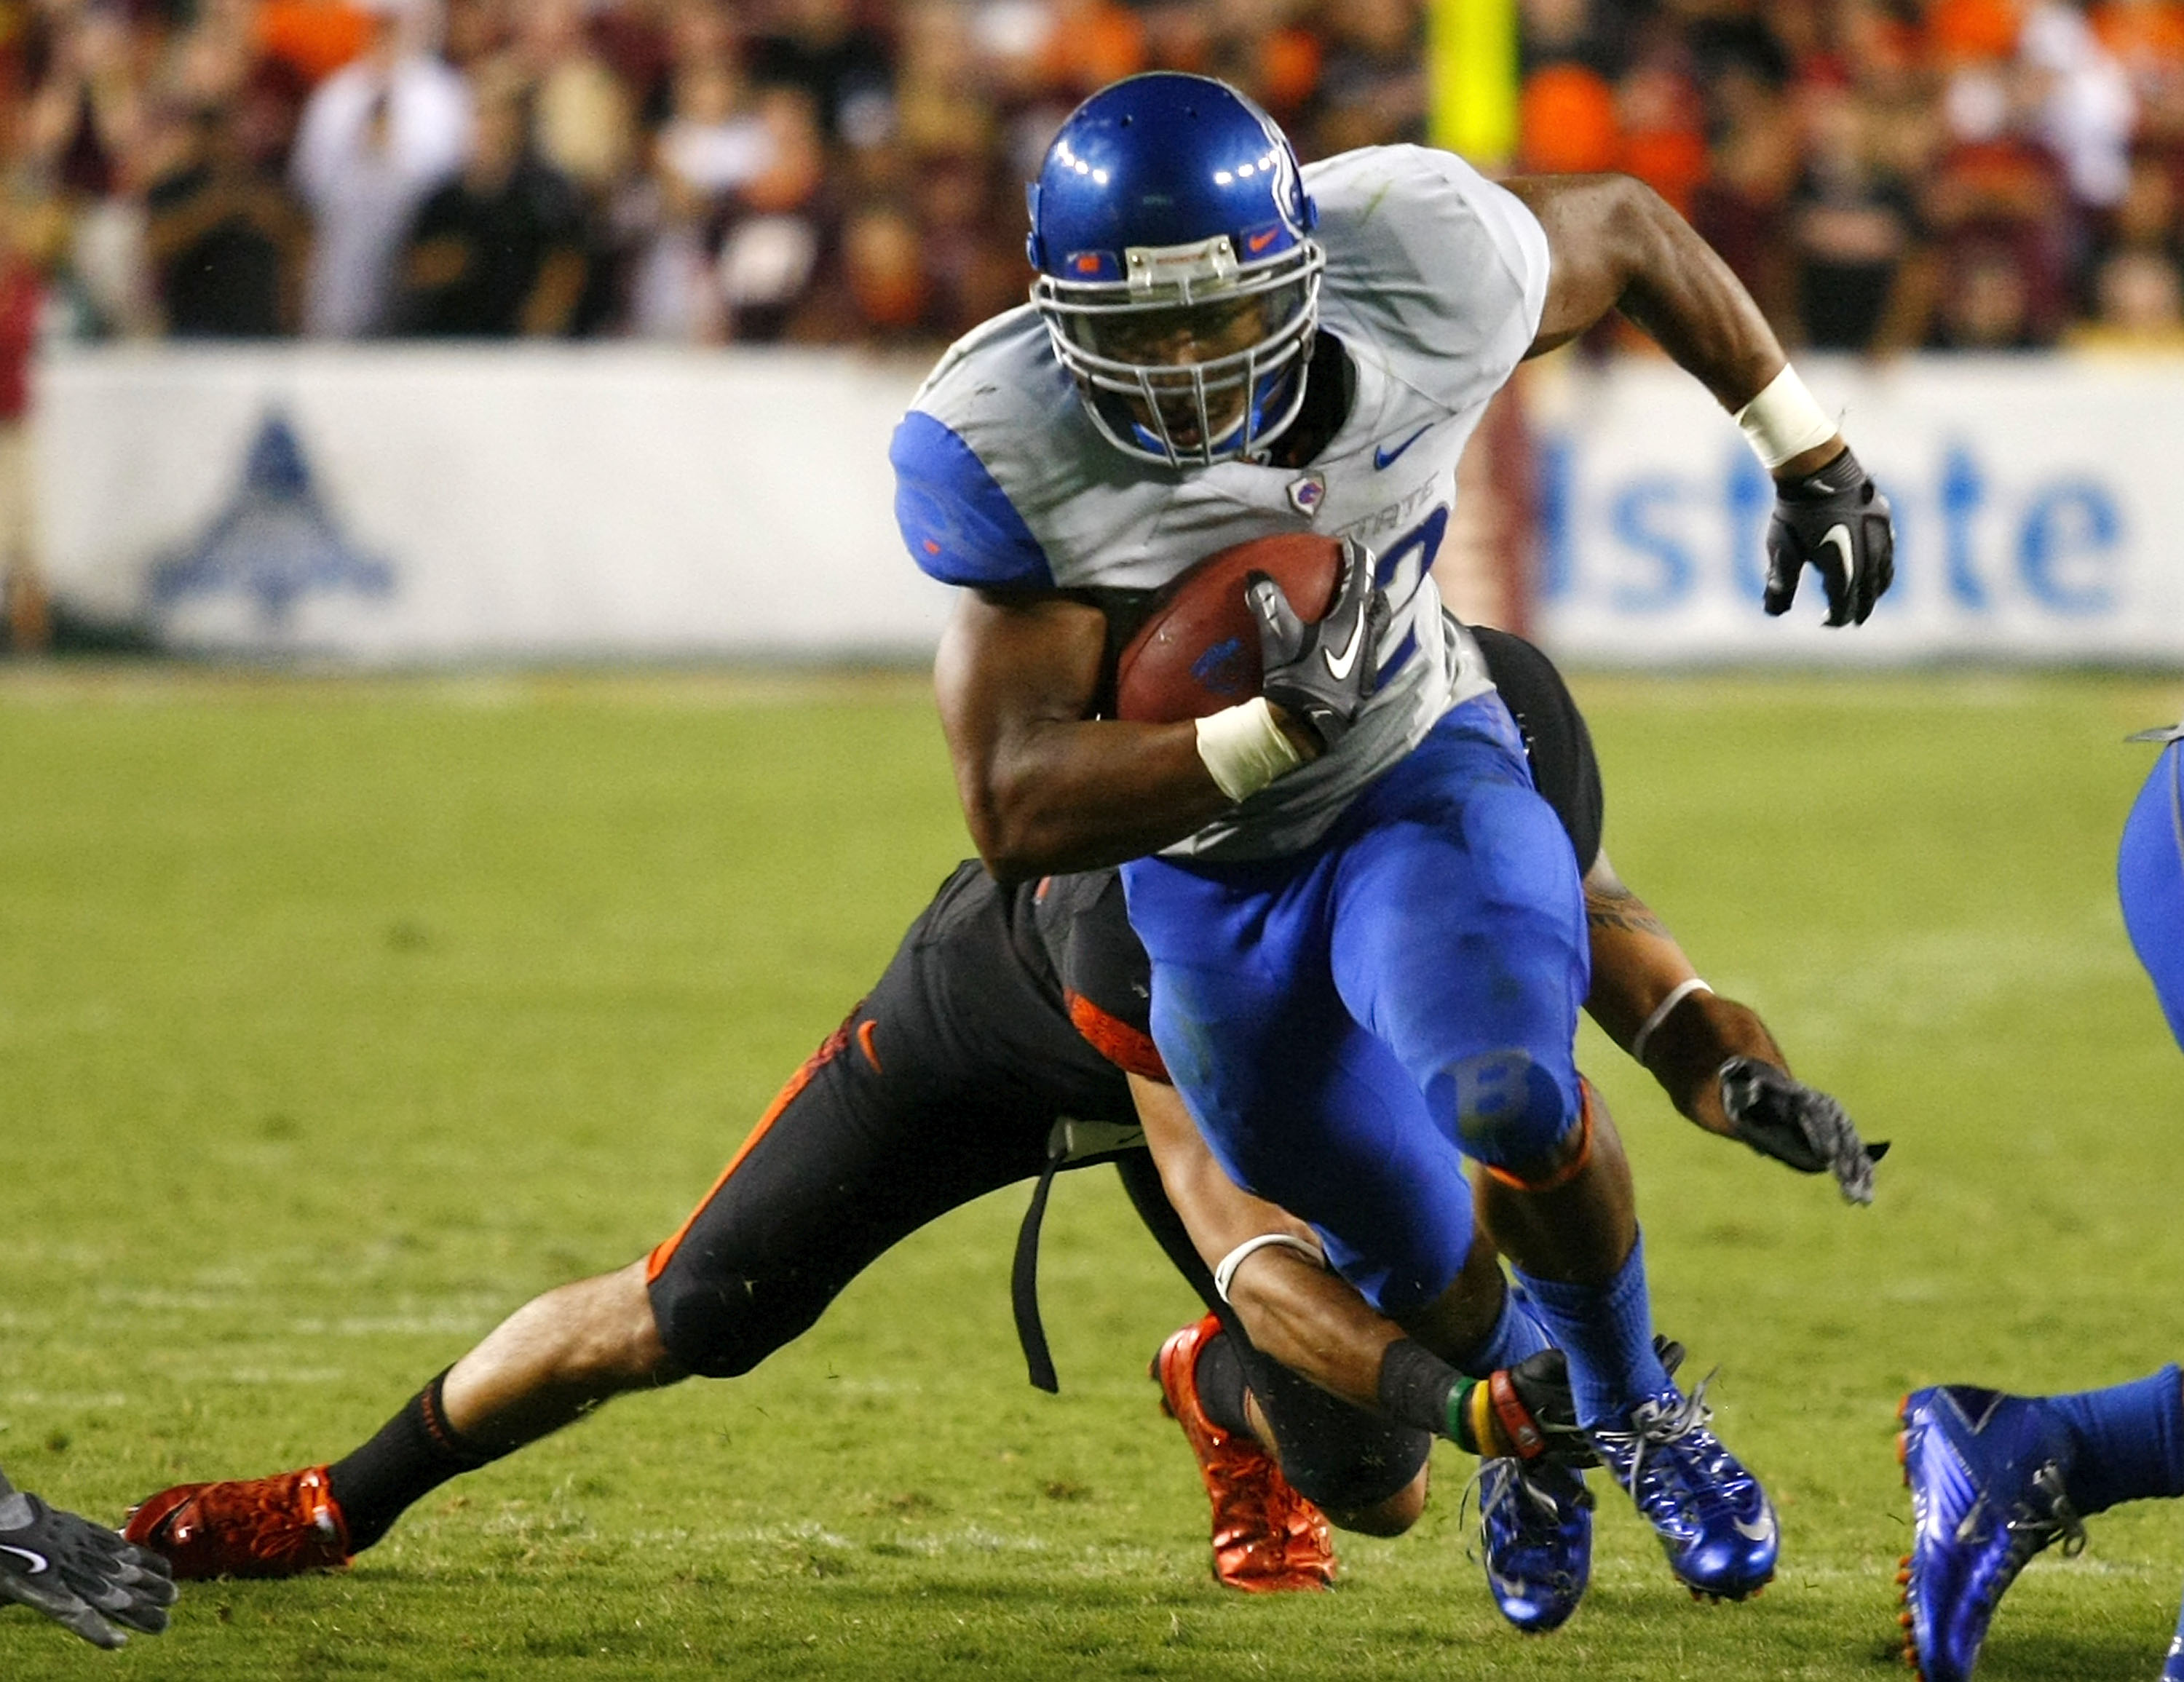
left=124, top=1466, right=352, bottom=1579
left=1152, top=1313, right=1336, bottom=1592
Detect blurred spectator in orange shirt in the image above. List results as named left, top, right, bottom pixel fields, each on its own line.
left=257, top=0, right=375, bottom=88
left=1518, top=0, right=1623, bottom=172
left=1929, top=0, right=2027, bottom=67
left=1522, top=63, right=1622, bottom=172
left=1619, top=57, right=1709, bottom=218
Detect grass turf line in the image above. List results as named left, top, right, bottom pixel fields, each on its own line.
left=0, top=668, right=2179, bottom=1679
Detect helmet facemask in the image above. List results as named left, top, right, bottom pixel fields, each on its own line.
left=1034, top=231, right=1325, bottom=468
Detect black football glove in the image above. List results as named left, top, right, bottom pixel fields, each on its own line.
left=1246, top=536, right=1390, bottom=751
left=0, top=1473, right=176, bottom=1649
left=1486, top=1337, right=1685, bottom=1469
left=1719, top=1056, right=1889, bottom=1206
left=1764, top=446, right=1895, bottom=627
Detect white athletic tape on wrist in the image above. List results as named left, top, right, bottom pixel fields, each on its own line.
left=1195, top=697, right=1303, bottom=803
left=1630, top=977, right=1713, bottom=1065
left=1214, top=1232, right=1326, bottom=1305
left=1733, top=365, right=1837, bottom=470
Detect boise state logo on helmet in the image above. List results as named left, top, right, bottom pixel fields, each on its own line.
left=1027, top=74, right=1326, bottom=469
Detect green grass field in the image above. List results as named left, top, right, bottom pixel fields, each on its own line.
left=3, top=665, right=2181, bottom=1681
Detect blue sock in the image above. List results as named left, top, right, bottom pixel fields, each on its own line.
left=2046, top=1365, right=2184, bottom=1518
left=1454, top=1282, right=1554, bottom=1378
left=1513, top=1234, right=1673, bottom=1430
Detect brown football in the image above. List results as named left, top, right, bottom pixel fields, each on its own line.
left=1114, top=533, right=1343, bottom=723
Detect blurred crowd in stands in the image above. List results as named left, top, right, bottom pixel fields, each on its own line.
left=0, top=0, right=2178, bottom=353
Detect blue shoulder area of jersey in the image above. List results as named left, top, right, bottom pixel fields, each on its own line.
left=890, top=410, right=1055, bottom=590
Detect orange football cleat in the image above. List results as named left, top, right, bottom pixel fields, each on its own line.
left=1152, top=1313, right=1336, bottom=1592
left=124, top=1466, right=352, bottom=1579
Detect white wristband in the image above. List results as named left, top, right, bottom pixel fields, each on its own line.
left=1213, top=1231, right=1326, bottom=1304
left=1630, top=977, right=1712, bottom=1065
left=1733, top=365, right=1836, bottom=470
left=1195, top=697, right=1303, bottom=803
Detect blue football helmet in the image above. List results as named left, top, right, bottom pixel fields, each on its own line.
left=1027, top=74, right=1324, bottom=469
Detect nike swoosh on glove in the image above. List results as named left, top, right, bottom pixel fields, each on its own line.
left=1764, top=447, right=1894, bottom=627
left=0, top=1479, right=177, bottom=1649
left=1245, top=536, right=1391, bottom=750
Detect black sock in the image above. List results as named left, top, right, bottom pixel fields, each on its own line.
left=1195, top=1330, right=1254, bottom=1437
left=326, top=1370, right=506, bottom=1551
left=1376, top=1338, right=1463, bottom=1442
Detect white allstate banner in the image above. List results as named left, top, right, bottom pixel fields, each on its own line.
left=37, top=344, right=945, bottom=661
left=1530, top=353, right=2184, bottom=664
left=34, top=344, right=2184, bottom=663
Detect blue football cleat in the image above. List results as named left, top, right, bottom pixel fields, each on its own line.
left=1898, top=1386, right=2085, bottom=1682
left=1589, top=1376, right=1778, bottom=1601
left=1476, top=1457, right=1592, bottom=1633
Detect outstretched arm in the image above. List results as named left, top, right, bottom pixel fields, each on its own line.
left=1580, top=849, right=1783, bottom=1136
left=1582, top=849, right=1884, bottom=1202
left=1506, top=172, right=1894, bottom=626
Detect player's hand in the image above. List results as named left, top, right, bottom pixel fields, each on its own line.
left=1764, top=447, right=1894, bottom=627
left=1246, top=536, right=1390, bottom=751
left=0, top=1481, right=177, bottom=1649
left=1491, top=1338, right=1685, bottom=1468
left=1719, top=1056, right=1889, bottom=1205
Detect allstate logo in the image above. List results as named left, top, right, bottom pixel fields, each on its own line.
left=149, top=411, right=394, bottom=629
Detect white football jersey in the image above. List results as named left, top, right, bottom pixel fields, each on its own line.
left=893, top=145, right=1551, bottom=860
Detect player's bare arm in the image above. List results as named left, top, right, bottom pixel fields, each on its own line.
left=935, top=590, right=1241, bottom=878
left=1508, top=174, right=1828, bottom=461
left=1580, top=850, right=1784, bottom=1135
left=1505, top=172, right=1895, bottom=627
left=1581, top=849, right=1884, bottom=1203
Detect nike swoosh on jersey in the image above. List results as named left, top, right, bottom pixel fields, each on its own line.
left=1324, top=606, right=1367, bottom=680
left=0, top=1542, right=52, bottom=1574
left=1373, top=426, right=1431, bottom=469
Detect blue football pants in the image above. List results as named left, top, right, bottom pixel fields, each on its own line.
left=1123, top=693, right=1590, bottom=1314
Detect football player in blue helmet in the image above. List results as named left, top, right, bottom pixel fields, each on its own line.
left=902, top=70, right=1899, bottom=1619
left=1026, top=76, right=1324, bottom=467
left=1899, top=719, right=2184, bottom=1682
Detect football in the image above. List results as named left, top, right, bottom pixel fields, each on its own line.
left=1114, top=533, right=1344, bottom=723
